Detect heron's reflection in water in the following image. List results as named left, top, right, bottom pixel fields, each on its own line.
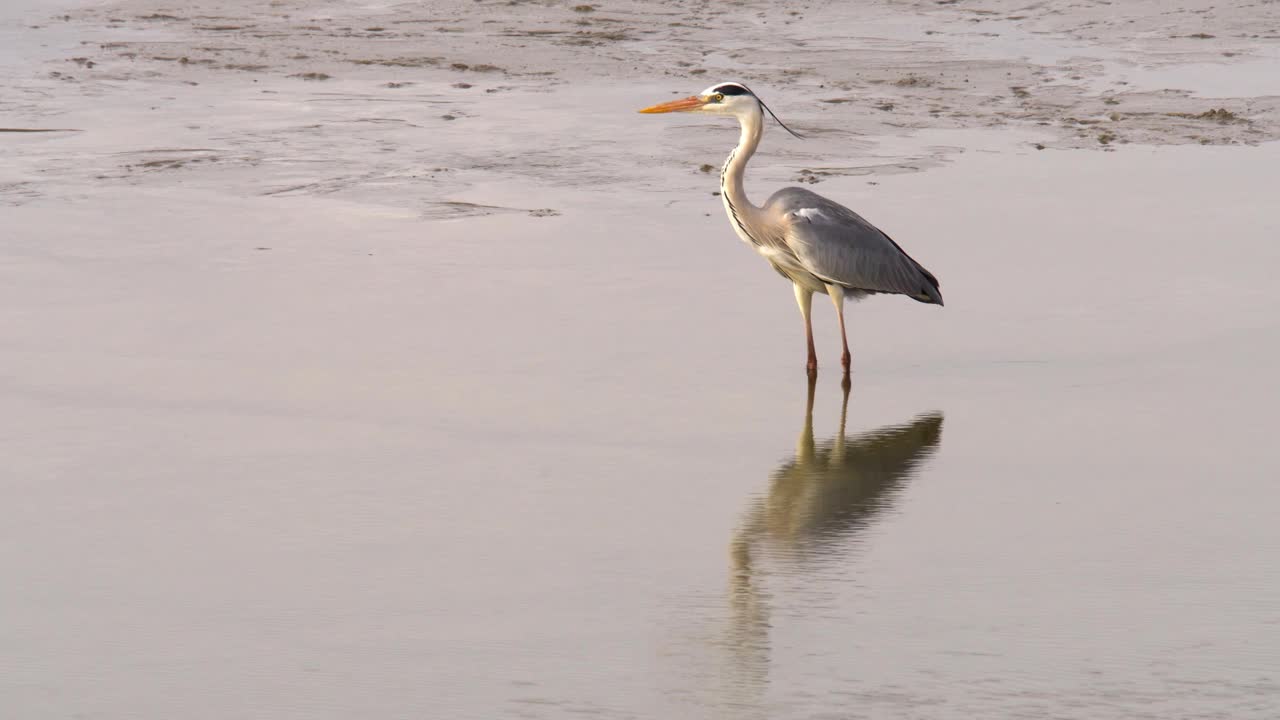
left=724, top=377, right=943, bottom=713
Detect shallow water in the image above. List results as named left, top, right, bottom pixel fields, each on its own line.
left=4, top=1, right=1280, bottom=717
left=5, top=131, right=1279, bottom=717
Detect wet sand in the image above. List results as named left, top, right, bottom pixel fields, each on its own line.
left=3, top=1, right=1280, bottom=718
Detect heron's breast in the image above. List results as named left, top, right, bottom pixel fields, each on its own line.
left=757, top=245, right=827, bottom=292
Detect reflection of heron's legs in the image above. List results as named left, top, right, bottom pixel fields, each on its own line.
left=794, top=283, right=817, bottom=376
left=727, top=519, right=770, bottom=717
left=723, top=376, right=827, bottom=716
left=831, top=369, right=852, bottom=460
left=798, top=372, right=817, bottom=460
left=826, top=284, right=851, bottom=373
left=838, top=375, right=851, bottom=437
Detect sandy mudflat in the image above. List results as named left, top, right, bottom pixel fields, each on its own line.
left=4, top=0, right=1280, bottom=209
left=3, top=2, right=1280, bottom=719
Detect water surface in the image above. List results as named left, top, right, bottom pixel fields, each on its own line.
left=5, top=138, right=1278, bottom=718
left=3, top=1, right=1279, bottom=716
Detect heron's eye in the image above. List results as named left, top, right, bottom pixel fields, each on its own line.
left=713, top=93, right=725, bottom=102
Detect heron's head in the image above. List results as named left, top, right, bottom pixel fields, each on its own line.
left=638, top=82, right=759, bottom=117
left=639, top=82, right=803, bottom=137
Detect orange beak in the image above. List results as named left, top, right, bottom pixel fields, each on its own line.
left=638, top=95, right=706, bottom=114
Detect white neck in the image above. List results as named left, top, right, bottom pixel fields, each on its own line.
left=720, top=107, right=765, bottom=244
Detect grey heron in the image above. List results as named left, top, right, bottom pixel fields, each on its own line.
left=640, top=82, right=943, bottom=375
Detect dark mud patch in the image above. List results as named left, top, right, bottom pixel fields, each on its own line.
left=0, top=128, right=82, bottom=133
left=421, top=201, right=530, bottom=220
left=894, top=75, right=936, bottom=88
left=1170, top=108, right=1246, bottom=123
left=501, top=29, right=566, bottom=38
left=116, top=149, right=227, bottom=174
left=339, top=118, right=425, bottom=129
left=351, top=57, right=441, bottom=67
left=0, top=181, right=41, bottom=205
left=132, top=157, right=214, bottom=170
left=563, top=30, right=632, bottom=45
left=450, top=63, right=503, bottom=72
left=151, top=56, right=216, bottom=65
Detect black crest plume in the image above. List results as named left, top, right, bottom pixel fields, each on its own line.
left=737, top=83, right=805, bottom=139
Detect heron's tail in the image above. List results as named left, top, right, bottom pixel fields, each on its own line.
left=913, top=266, right=944, bottom=306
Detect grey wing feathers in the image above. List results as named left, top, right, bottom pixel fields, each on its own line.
left=769, top=187, right=943, bottom=306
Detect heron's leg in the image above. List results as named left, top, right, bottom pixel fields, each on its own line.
left=793, top=283, right=816, bottom=375
left=826, top=284, right=851, bottom=372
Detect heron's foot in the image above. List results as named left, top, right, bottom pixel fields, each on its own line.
left=841, top=350, right=851, bottom=370
left=805, top=359, right=818, bottom=376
